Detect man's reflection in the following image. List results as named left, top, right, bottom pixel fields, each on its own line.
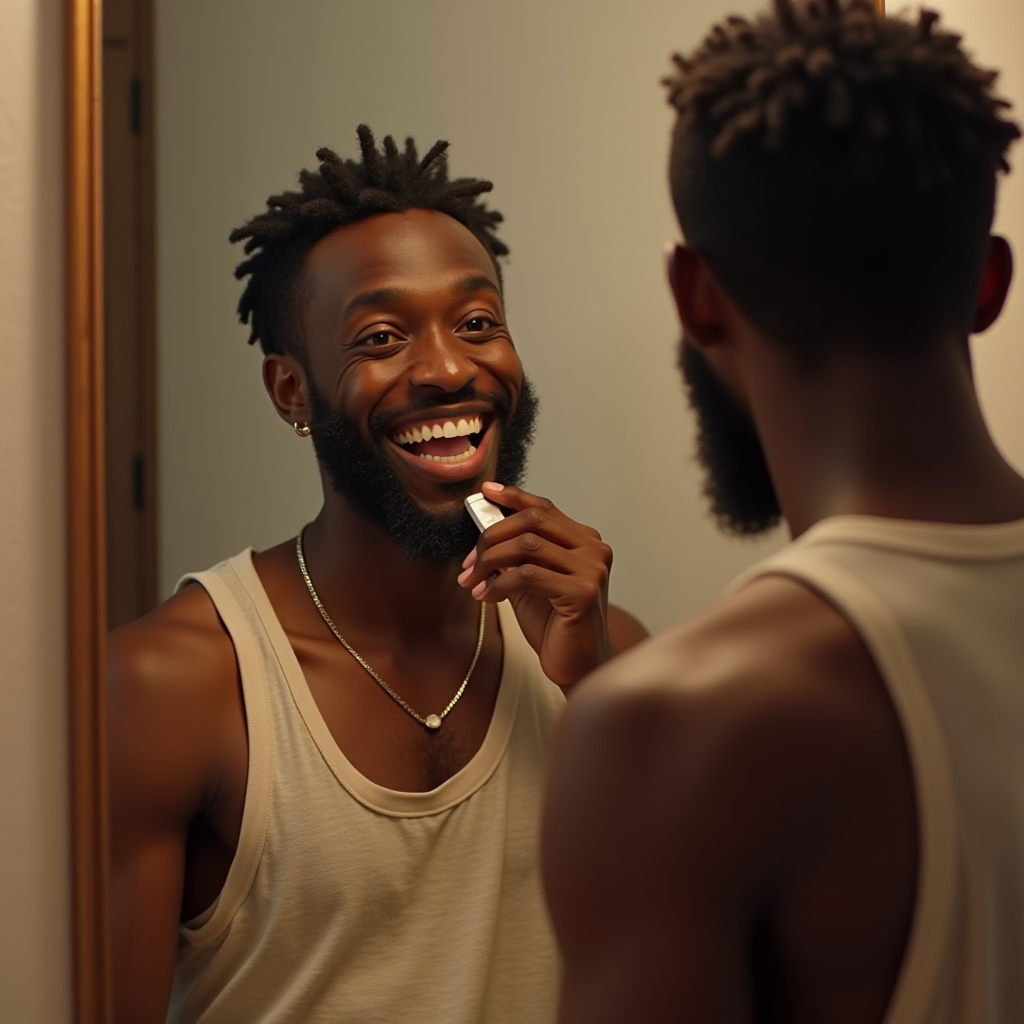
left=107, top=126, right=647, bottom=1023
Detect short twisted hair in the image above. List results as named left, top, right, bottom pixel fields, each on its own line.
left=229, top=125, right=509, bottom=356
left=665, top=0, right=1021, bottom=356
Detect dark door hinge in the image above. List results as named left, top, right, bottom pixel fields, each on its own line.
left=132, top=453, right=145, bottom=510
left=130, top=78, right=142, bottom=134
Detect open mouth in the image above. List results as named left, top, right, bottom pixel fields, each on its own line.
left=388, top=413, right=490, bottom=465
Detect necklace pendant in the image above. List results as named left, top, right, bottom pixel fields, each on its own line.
left=424, top=714, right=442, bottom=730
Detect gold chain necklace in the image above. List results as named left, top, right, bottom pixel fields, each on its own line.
left=295, top=529, right=486, bottom=731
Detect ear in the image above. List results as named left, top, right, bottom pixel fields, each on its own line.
left=664, top=242, right=731, bottom=353
left=263, top=352, right=312, bottom=428
left=972, top=235, right=1014, bottom=335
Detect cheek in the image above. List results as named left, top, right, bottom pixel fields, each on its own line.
left=479, top=339, right=523, bottom=393
left=332, top=355, right=402, bottom=408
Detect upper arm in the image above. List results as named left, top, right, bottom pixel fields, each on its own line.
left=542, top=682, right=756, bottom=1024
left=607, top=604, right=649, bottom=654
left=107, top=591, right=238, bottom=1022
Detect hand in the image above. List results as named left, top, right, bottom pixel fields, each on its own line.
left=457, top=481, right=614, bottom=687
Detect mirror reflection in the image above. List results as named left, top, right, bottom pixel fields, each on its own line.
left=103, top=3, right=785, bottom=1016
left=100, top=0, right=1024, bottom=1021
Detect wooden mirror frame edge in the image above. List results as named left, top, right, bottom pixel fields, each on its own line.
left=67, top=0, right=112, bottom=1019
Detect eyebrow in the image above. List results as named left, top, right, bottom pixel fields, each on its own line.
left=340, top=288, right=405, bottom=327
left=450, top=275, right=501, bottom=298
left=339, top=276, right=502, bottom=327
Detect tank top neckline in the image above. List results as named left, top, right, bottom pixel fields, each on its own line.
left=232, top=547, right=528, bottom=818
left=794, top=512, right=1024, bottom=561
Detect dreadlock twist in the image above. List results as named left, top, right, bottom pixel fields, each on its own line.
left=664, top=0, right=1021, bottom=355
left=229, top=125, right=509, bottom=356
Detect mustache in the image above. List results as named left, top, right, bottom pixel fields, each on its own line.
left=366, top=386, right=513, bottom=441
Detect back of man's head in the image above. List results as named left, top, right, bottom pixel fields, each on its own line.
left=666, top=0, right=1020, bottom=360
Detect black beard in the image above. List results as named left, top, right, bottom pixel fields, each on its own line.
left=307, top=375, right=539, bottom=562
left=678, top=340, right=781, bottom=537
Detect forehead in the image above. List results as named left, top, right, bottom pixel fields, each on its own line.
left=303, top=208, right=501, bottom=306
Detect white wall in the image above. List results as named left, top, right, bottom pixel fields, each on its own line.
left=156, top=0, right=1024, bottom=633
left=0, top=1, right=72, bottom=1020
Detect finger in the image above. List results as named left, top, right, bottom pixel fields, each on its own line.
left=481, top=482, right=587, bottom=530
left=481, top=481, right=553, bottom=513
left=459, top=534, right=607, bottom=590
left=472, top=499, right=604, bottom=558
left=475, top=511, right=601, bottom=558
left=471, top=563, right=605, bottom=608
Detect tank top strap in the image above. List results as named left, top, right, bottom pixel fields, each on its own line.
left=175, top=552, right=275, bottom=935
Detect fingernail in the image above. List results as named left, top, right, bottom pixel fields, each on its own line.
left=471, top=580, right=487, bottom=598
left=462, top=548, right=477, bottom=569
left=457, top=567, right=472, bottom=585
left=483, top=481, right=504, bottom=492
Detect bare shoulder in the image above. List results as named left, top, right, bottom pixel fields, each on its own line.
left=109, top=582, right=237, bottom=702
left=108, top=583, right=242, bottom=819
left=546, top=572, right=909, bottom=888
left=568, top=573, right=892, bottom=770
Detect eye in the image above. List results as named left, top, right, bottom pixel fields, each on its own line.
left=359, top=328, right=400, bottom=348
left=461, top=316, right=498, bottom=334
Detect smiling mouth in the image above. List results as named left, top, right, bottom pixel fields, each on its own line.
left=388, top=414, right=490, bottom=464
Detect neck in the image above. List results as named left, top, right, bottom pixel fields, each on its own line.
left=749, top=337, right=1024, bottom=537
left=299, top=484, right=479, bottom=646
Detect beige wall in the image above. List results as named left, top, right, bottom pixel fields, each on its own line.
left=155, top=0, right=1024, bottom=632
left=937, top=0, right=1024, bottom=469
left=0, top=0, right=72, bottom=1020
left=155, top=0, right=784, bottom=631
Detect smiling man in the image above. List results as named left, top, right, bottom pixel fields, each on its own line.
left=107, top=126, right=646, bottom=1024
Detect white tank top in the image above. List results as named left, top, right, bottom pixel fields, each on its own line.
left=735, top=515, right=1024, bottom=1024
left=168, top=549, right=565, bottom=1024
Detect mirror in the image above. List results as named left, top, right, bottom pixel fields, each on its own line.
left=90, top=0, right=1024, bottom=1017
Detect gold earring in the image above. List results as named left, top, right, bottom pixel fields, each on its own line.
left=294, top=422, right=311, bottom=437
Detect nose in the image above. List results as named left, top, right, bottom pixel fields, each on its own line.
left=407, top=327, right=479, bottom=393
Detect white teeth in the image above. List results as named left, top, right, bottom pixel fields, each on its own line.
left=416, top=444, right=477, bottom=464
left=393, top=415, right=485, bottom=446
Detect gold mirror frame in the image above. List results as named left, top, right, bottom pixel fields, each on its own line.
left=67, top=0, right=111, bottom=1020
left=64, top=0, right=883, bottom=1020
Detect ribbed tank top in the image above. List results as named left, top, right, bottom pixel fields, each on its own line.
left=733, top=515, right=1024, bottom=1024
left=167, top=549, right=566, bottom=1024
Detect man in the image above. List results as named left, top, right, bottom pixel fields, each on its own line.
left=543, top=2, right=1024, bottom=1022
left=108, top=126, right=646, bottom=1023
